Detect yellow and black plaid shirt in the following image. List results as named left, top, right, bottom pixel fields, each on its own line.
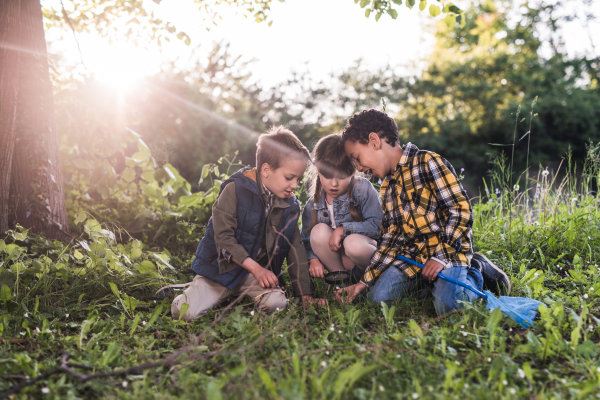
left=361, top=143, right=473, bottom=285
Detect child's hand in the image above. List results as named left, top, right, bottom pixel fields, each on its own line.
left=329, top=226, right=344, bottom=252
left=309, top=259, right=326, bottom=278
left=422, top=258, right=445, bottom=281
left=334, top=282, right=367, bottom=303
left=253, top=266, right=279, bottom=288
left=301, top=295, right=328, bottom=307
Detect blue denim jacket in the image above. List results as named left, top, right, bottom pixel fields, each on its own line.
left=301, top=176, right=383, bottom=260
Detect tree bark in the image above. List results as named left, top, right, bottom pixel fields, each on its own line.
left=0, top=0, right=68, bottom=239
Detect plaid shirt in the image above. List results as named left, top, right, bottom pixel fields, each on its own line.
left=361, top=143, right=473, bottom=285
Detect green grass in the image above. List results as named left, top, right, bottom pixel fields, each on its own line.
left=1, top=151, right=599, bottom=399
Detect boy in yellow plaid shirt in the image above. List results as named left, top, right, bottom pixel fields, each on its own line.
left=335, top=109, right=510, bottom=315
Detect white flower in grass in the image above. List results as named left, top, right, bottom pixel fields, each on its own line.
left=517, top=369, right=525, bottom=379
left=325, top=350, right=330, bottom=356
left=509, top=388, right=517, bottom=395
left=542, top=169, right=549, bottom=178
left=338, top=329, right=342, bottom=334
left=320, top=361, right=327, bottom=368
left=583, top=294, right=589, bottom=299
left=65, top=313, right=70, bottom=318
left=250, top=310, right=255, bottom=316
left=412, top=393, right=419, bottom=399
left=502, top=380, right=508, bottom=386
left=329, top=324, right=335, bottom=332
left=24, top=312, right=29, bottom=318
left=35, top=327, right=41, bottom=334
left=142, top=320, right=147, bottom=326
left=122, top=380, right=128, bottom=388
left=487, top=357, right=492, bottom=362
left=378, top=385, right=385, bottom=392
left=461, top=331, right=468, bottom=337
left=460, top=325, right=465, bottom=329
left=41, top=387, right=50, bottom=394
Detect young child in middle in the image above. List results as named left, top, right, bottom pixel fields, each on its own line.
left=301, top=134, right=383, bottom=283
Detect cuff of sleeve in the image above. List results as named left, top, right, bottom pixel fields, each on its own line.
left=222, top=247, right=250, bottom=267
left=431, top=256, right=450, bottom=269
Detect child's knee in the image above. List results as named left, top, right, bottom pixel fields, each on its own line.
left=343, top=234, right=375, bottom=264
left=367, top=286, right=391, bottom=304
left=257, top=292, right=288, bottom=313
left=310, top=223, right=332, bottom=243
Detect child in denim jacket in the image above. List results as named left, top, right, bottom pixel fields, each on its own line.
left=301, top=134, right=383, bottom=283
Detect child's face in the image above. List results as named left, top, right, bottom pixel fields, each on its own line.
left=344, top=135, right=389, bottom=179
left=260, top=158, right=307, bottom=199
left=319, top=172, right=352, bottom=199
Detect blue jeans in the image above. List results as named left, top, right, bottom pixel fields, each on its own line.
left=368, top=265, right=484, bottom=316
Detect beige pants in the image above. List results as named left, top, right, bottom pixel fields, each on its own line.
left=310, top=223, right=377, bottom=272
left=171, top=273, right=288, bottom=321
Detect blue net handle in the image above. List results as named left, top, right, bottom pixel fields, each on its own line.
left=395, top=255, right=488, bottom=299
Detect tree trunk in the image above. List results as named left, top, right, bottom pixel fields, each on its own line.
left=0, top=0, right=68, bottom=239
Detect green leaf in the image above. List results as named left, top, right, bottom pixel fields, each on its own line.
left=375, top=11, right=383, bottom=21
left=129, top=314, right=141, bottom=336
left=364, top=8, right=371, bottom=17
left=257, top=367, right=278, bottom=397
left=406, top=0, right=415, bottom=8
left=360, top=0, right=370, bottom=8
left=333, top=362, right=376, bottom=398
left=0, top=284, right=12, bottom=302
left=388, top=9, right=398, bottom=19
left=11, top=230, right=28, bottom=242
left=100, top=342, right=122, bottom=367
left=408, top=319, right=423, bottom=338
left=429, top=4, right=441, bottom=16
left=419, top=0, right=427, bottom=11
left=73, top=249, right=85, bottom=260
left=447, top=4, right=461, bottom=13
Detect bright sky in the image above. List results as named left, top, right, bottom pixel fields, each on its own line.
left=157, top=0, right=435, bottom=86
left=45, top=0, right=600, bottom=90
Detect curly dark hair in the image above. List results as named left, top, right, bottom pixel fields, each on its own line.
left=341, top=109, right=399, bottom=146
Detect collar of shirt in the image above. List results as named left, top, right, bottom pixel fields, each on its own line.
left=260, top=183, right=275, bottom=214
left=380, top=142, right=419, bottom=192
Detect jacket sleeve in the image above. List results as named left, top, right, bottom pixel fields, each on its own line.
left=287, top=224, right=313, bottom=297
left=212, top=182, right=250, bottom=270
left=300, top=200, right=317, bottom=260
left=340, top=178, right=383, bottom=239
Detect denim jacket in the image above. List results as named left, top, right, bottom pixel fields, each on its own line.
left=301, top=176, right=383, bottom=260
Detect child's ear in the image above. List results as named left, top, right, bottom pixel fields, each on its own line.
left=260, top=162, right=272, bottom=178
left=368, top=132, right=382, bottom=150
